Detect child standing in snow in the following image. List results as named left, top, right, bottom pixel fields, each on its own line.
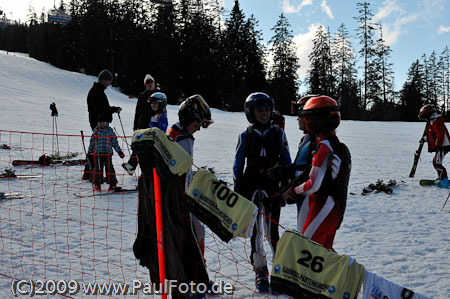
left=418, top=104, right=450, bottom=188
left=166, top=94, right=214, bottom=256
left=88, top=113, right=125, bottom=192
left=233, top=92, right=291, bottom=293
left=147, top=92, right=168, bottom=131
left=122, top=92, right=168, bottom=175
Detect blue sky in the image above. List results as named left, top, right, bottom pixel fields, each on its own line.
left=2, top=0, right=449, bottom=92
left=222, top=0, right=450, bottom=92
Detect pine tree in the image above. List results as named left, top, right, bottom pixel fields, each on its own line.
left=332, top=23, right=359, bottom=119
left=427, top=51, right=439, bottom=106
left=222, top=0, right=267, bottom=111
left=354, top=1, right=377, bottom=117
left=441, top=46, right=450, bottom=115
left=268, top=13, right=299, bottom=114
left=399, top=60, right=425, bottom=121
left=27, top=4, right=38, bottom=26
left=370, top=22, right=395, bottom=119
left=307, top=25, right=334, bottom=96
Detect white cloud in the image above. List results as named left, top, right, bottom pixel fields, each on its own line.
left=292, top=23, right=322, bottom=79
left=321, top=0, right=334, bottom=19
left=373, top=0, right=417, bottom=46
left=282, top=0, right=313, bottom=14
left=381, top=14, right=417, bottom=46
left=374, top=0, right=402, bottom=20
left=438, top=25, right=450, bottom=33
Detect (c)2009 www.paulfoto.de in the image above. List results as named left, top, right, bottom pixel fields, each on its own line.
left=11, top=278, right=235, bottom=296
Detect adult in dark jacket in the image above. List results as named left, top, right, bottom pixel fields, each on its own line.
left=133, top=74, right=157, bottom=131
left=122, top=74, right=158, bottom=175
left=83, top=69, right=122, bottom=181
left=87, top=69, right=122, bottom=130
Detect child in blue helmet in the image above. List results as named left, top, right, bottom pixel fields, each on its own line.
left=122, top=92, right=168, bottom=175
left=233, top=92, right=291, bottom=293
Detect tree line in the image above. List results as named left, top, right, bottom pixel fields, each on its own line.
left=0, top=0, right=449, bottom=121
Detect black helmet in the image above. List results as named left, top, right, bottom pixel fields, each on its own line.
left=178, top=94, right=213, bottom=128
left=148, top=92, right=167, bottom=112
left=244, top=92, right=275, bottom=123
left=418, top=104, right=436, bottom=120
left=300, top=95, right=341, bottom=134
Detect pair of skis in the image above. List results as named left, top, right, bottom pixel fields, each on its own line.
left=73, top=186, right=138, bottom=198
left=361, top=179, right=404, bottom=195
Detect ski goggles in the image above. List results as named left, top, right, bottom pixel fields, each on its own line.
left=291, top=101, right=305, bottom=116
left=253, top=97, right=274, bottom=108
left=148, top=93, right=166, bottom=103
left=300, top=105, right=340, bottom=116
left=200, top=119, right=214, bottom=128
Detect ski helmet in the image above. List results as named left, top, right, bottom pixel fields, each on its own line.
left=291, top=94, right=318, bottom=116
left=418, top=104, right=436, bottom=120
left=244, top=92, right=275, bottom=124
left=178, top=94, right=214, bottom=128
left=148, top=92, right=167, bottom=112
left=300, top=95, right=341, bottom=133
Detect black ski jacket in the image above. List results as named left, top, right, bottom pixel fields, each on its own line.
left=87, top=82, right=120, bottom=130
left=133, top=90, right=154, bottom=131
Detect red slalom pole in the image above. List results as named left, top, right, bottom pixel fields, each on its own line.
left=441, top=192, right=450, bottom=211
left=153, top=168, right=167, bottom=298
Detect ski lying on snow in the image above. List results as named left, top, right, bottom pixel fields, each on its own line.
left=0, top=169, right=42, bottom=179
left=0, top=192, right=34, bottom=200
left=12, top=159, right=86, bottom=166
left=0, top=174, right=41, bottom=179
left=419, top=179, right=438, bottom=186
left=74, top=187, right=138, bottom=198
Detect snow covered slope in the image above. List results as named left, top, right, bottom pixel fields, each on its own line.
left=0, top=50, right=448, bottom=298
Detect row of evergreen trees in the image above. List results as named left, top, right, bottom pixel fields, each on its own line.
left=0, top=0, right=449, bottom=121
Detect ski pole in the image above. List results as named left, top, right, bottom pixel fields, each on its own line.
left=441, top=192, right=450, bottom=211
left=153, top=168, right=167, bottom=299
left=50, top=102, right=60, bottom=156
left=117, top=112, right=131, bottom=156
left=80, top=130, right=92, bottom=171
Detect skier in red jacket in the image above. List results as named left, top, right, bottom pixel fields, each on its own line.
left=418, top=104, right=450, bottom=188
left=282, top=96, right=351, bottom=250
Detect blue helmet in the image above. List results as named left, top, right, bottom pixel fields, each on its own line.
left=148, top=92, right=167, bottom=112
left=244, top=92, right=275, bottom=123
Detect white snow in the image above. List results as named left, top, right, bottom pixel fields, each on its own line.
left=0, top=50, right=449, bottom=298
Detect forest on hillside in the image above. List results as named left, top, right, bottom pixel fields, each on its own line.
left=0, top=0, right=449, bottom=121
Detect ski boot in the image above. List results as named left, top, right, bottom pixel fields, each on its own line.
left=108, top=184, right=117, bottom=192
left=255, top=266, right=270, bottom=293
left=439, top=177, right=449, bottom=188
left=93, top=184, right=101, bottom=192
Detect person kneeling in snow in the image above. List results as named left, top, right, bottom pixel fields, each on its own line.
left=418, top=104, right=450, bottom=188
left=282, top=95, right=351, bottom=251
left=88, top=113, right=125, bottom=192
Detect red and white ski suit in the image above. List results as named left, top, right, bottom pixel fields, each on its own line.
left=426, top=114, right=450, bottom=179
left=291, top=133, right=341, bottom=249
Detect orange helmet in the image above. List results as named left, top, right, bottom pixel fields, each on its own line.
left=300, top=96, right=341, bottom=133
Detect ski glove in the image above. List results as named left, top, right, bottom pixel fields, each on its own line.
left=118, top=151, right=125, bottom=159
